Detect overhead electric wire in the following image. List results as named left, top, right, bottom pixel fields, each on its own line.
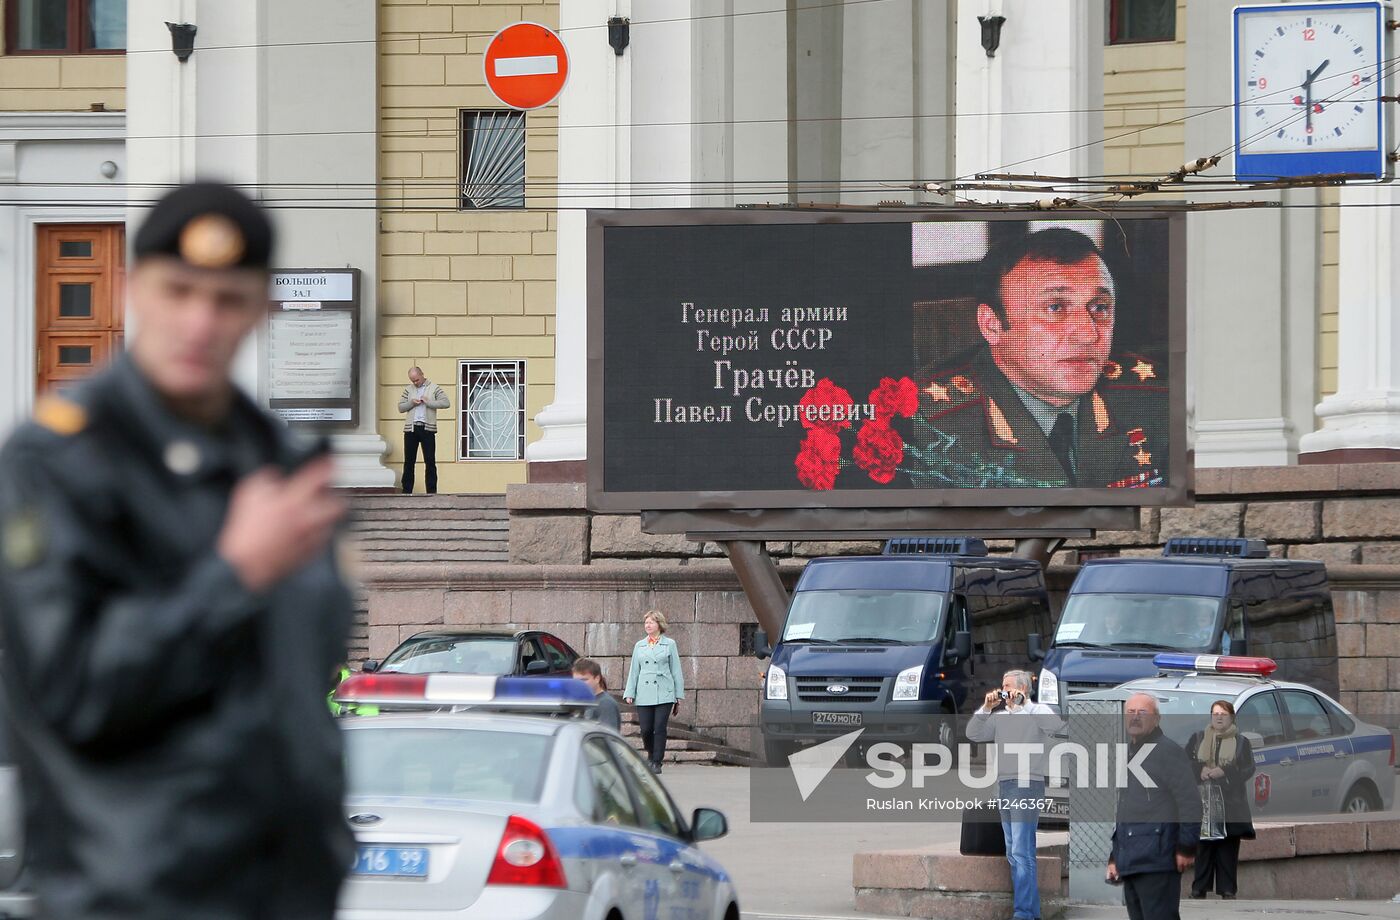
left=112, top=0, right=908, bottom=58
left=956, top=51, right=1400, bottom=183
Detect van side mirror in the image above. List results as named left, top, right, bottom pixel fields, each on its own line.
left=525, top=659, right=550, bottom=674
left=1242, top=731, right=1264, bottom=749
left=1027, top=634, right=1046, bottom=662
left=361, top=660, right=380, bottom=673
left=754, top=629, right=772, bottom=660
left=947, top=630, right=972, bottom=664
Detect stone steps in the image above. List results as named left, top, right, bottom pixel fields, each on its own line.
left=617, top=712, right=757, bottom=767
left=350, top=494, right=506, bottom=511
left=348, top=516, right=508, bottom=528
left=346, top=493, right=510, bottom=564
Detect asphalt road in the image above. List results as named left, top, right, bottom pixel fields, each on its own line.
left=662, top=762, right=961, bottom=919
left=662, top=764, right=1400, bottom=920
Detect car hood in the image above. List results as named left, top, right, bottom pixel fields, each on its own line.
left=775, top=643, right=931, bottom=677
left=1049, top=648, right=1161, bottom=685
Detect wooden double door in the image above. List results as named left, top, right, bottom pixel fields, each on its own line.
left=36, top=224, right=125, bottom=395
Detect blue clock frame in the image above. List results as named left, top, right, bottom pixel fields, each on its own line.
left=1233, top=1, right=1388, bottom=180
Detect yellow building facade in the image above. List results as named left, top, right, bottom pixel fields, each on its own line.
left=0, top=0, right=124, bottom=111
left=1101, top=0, right=1338, bottom=402
left=376, top=0, right=559, bottom=494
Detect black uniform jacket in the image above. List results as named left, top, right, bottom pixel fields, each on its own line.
left=906, top=347, right=1169, bottom=490
left=1111, top=727, right=1202, bottom=878
left=0, top=355, right=353, bottom=920
left=1187, top=730, right=1257, bottom=840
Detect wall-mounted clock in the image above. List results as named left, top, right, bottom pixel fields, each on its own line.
left=1234, top=1, right=1392, bottom=179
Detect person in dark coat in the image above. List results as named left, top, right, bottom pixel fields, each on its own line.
left=1186, top=699, right=1255, bottom=899
left=1106, top=692, right=1201, bottom=920
left=0, top=183, right=353, bottom=919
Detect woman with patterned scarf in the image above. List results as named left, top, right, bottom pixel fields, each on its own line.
left=1186, top=699, right=1256, bottom=899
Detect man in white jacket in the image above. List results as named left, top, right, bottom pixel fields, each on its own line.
left=397, top=366, right=450, bottom=494
left=966, top=670, right=1065, bottom=920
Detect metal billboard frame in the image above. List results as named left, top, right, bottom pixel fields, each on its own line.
left=586, top=207, right=1191, bottom=517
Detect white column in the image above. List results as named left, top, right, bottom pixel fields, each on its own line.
left=125, top=0, right=392, bottom=486
left=1184, top=0, right=1318, bottom=467
left=527, top=0, right=621, bottom=468
left=954, top=0, right=1103, bottom=193
left=1298, top=185, right=1400, bottom=458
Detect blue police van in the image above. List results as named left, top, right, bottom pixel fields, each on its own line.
left=757, top=538, right=1052, bottom=766
left=1030, top=537, right=1339, bottom=710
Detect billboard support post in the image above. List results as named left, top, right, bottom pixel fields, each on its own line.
left=1014, top=537, right=1067, bottom=570
left=718, top=540, right=790, bottom=640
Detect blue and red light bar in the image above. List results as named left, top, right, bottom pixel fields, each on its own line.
left=1153, top=654, right=1277, bottom=677
left=334, top=672, right=596, bottom=710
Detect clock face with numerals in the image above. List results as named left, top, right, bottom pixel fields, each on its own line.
left=1235, top=3, right=1383, bottom=157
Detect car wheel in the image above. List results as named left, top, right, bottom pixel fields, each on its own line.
left=1341, top=782, right=1380, bottom=814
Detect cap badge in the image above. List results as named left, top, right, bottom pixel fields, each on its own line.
left=179, top=214, right=246, bottom=269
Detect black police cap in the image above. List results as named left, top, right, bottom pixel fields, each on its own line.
left=134, top=182, right=274, bottom=271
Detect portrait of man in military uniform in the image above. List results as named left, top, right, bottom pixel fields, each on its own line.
left=905, top=225, right=1169, bottom=490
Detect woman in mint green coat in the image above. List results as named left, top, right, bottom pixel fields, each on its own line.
left=623, top=610, right=685, bottom=774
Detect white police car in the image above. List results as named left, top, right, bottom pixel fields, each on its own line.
left=333, top=672, right=740, bottom=920
left=1056, top=655, right=1395, bottom=819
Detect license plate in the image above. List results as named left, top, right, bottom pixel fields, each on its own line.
left=813, top=711, right=862, bottom=726
left=1041, top=798, right=1070, bottom=820
left=353, top=846, right=429, bottom=878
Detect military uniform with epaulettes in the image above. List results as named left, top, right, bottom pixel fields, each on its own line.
left=904, top=347, right=1169, bottom=490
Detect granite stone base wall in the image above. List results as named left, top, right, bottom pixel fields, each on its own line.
left=359, top=561, right=802, bottom=752
left=359, top=465, right=1400, bottom=740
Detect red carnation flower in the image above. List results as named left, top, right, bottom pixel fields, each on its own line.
left=798, top=378, right=856, bottom=433
left=853, top=419, right=904, bottom=485
left=795, top=428, right=842, bottom=491
left=869, top=376, right=919, bottom=422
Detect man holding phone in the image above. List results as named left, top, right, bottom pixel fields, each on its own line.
left=0, top=184, right=353, bottom=919
left=966, top=670, right=1064, bottom=920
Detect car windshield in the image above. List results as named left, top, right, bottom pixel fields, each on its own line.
left=1053, top=594, right=1222, bottom=652
left=781, top=590, right=945, bottom=644
left=345, top=728, right=552, bottom=802
left=380, top=637, right=517, bottom=675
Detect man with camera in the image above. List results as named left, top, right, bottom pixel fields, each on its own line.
left=966, top=670, right=1064, bottom=920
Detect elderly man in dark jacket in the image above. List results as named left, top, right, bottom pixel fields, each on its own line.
left=1106, top=693, right=1201, bottom=920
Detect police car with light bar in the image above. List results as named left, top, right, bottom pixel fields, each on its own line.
left=1047, top=654, right=1395, bottom=821
left=333, top=673, right=740, bottom=920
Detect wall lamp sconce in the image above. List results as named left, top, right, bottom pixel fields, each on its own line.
left=978, top=15, right=1006, bottom=58
left=166, top=22, right=197, bottom=63
left=608, top=17, right=630, bottom=55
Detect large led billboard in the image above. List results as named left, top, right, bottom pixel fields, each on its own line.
left=587, top=210, right=1187, bottom=511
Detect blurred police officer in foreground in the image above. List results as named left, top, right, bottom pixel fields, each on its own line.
left=0, top=183, right=353, bottom=919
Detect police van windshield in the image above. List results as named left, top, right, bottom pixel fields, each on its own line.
left=1053, top=594, right=1223, bottom=652
left=782, top=590, right=945, bottom=644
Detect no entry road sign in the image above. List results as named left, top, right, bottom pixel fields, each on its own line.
left=484, top=22, right=569, bottom=110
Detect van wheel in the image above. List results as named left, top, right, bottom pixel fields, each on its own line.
left=764, top=739, right=798, bottom=767
left=935, top=707, right=960, bottom=766
left=1341, top=782, right=1380, bottom=813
